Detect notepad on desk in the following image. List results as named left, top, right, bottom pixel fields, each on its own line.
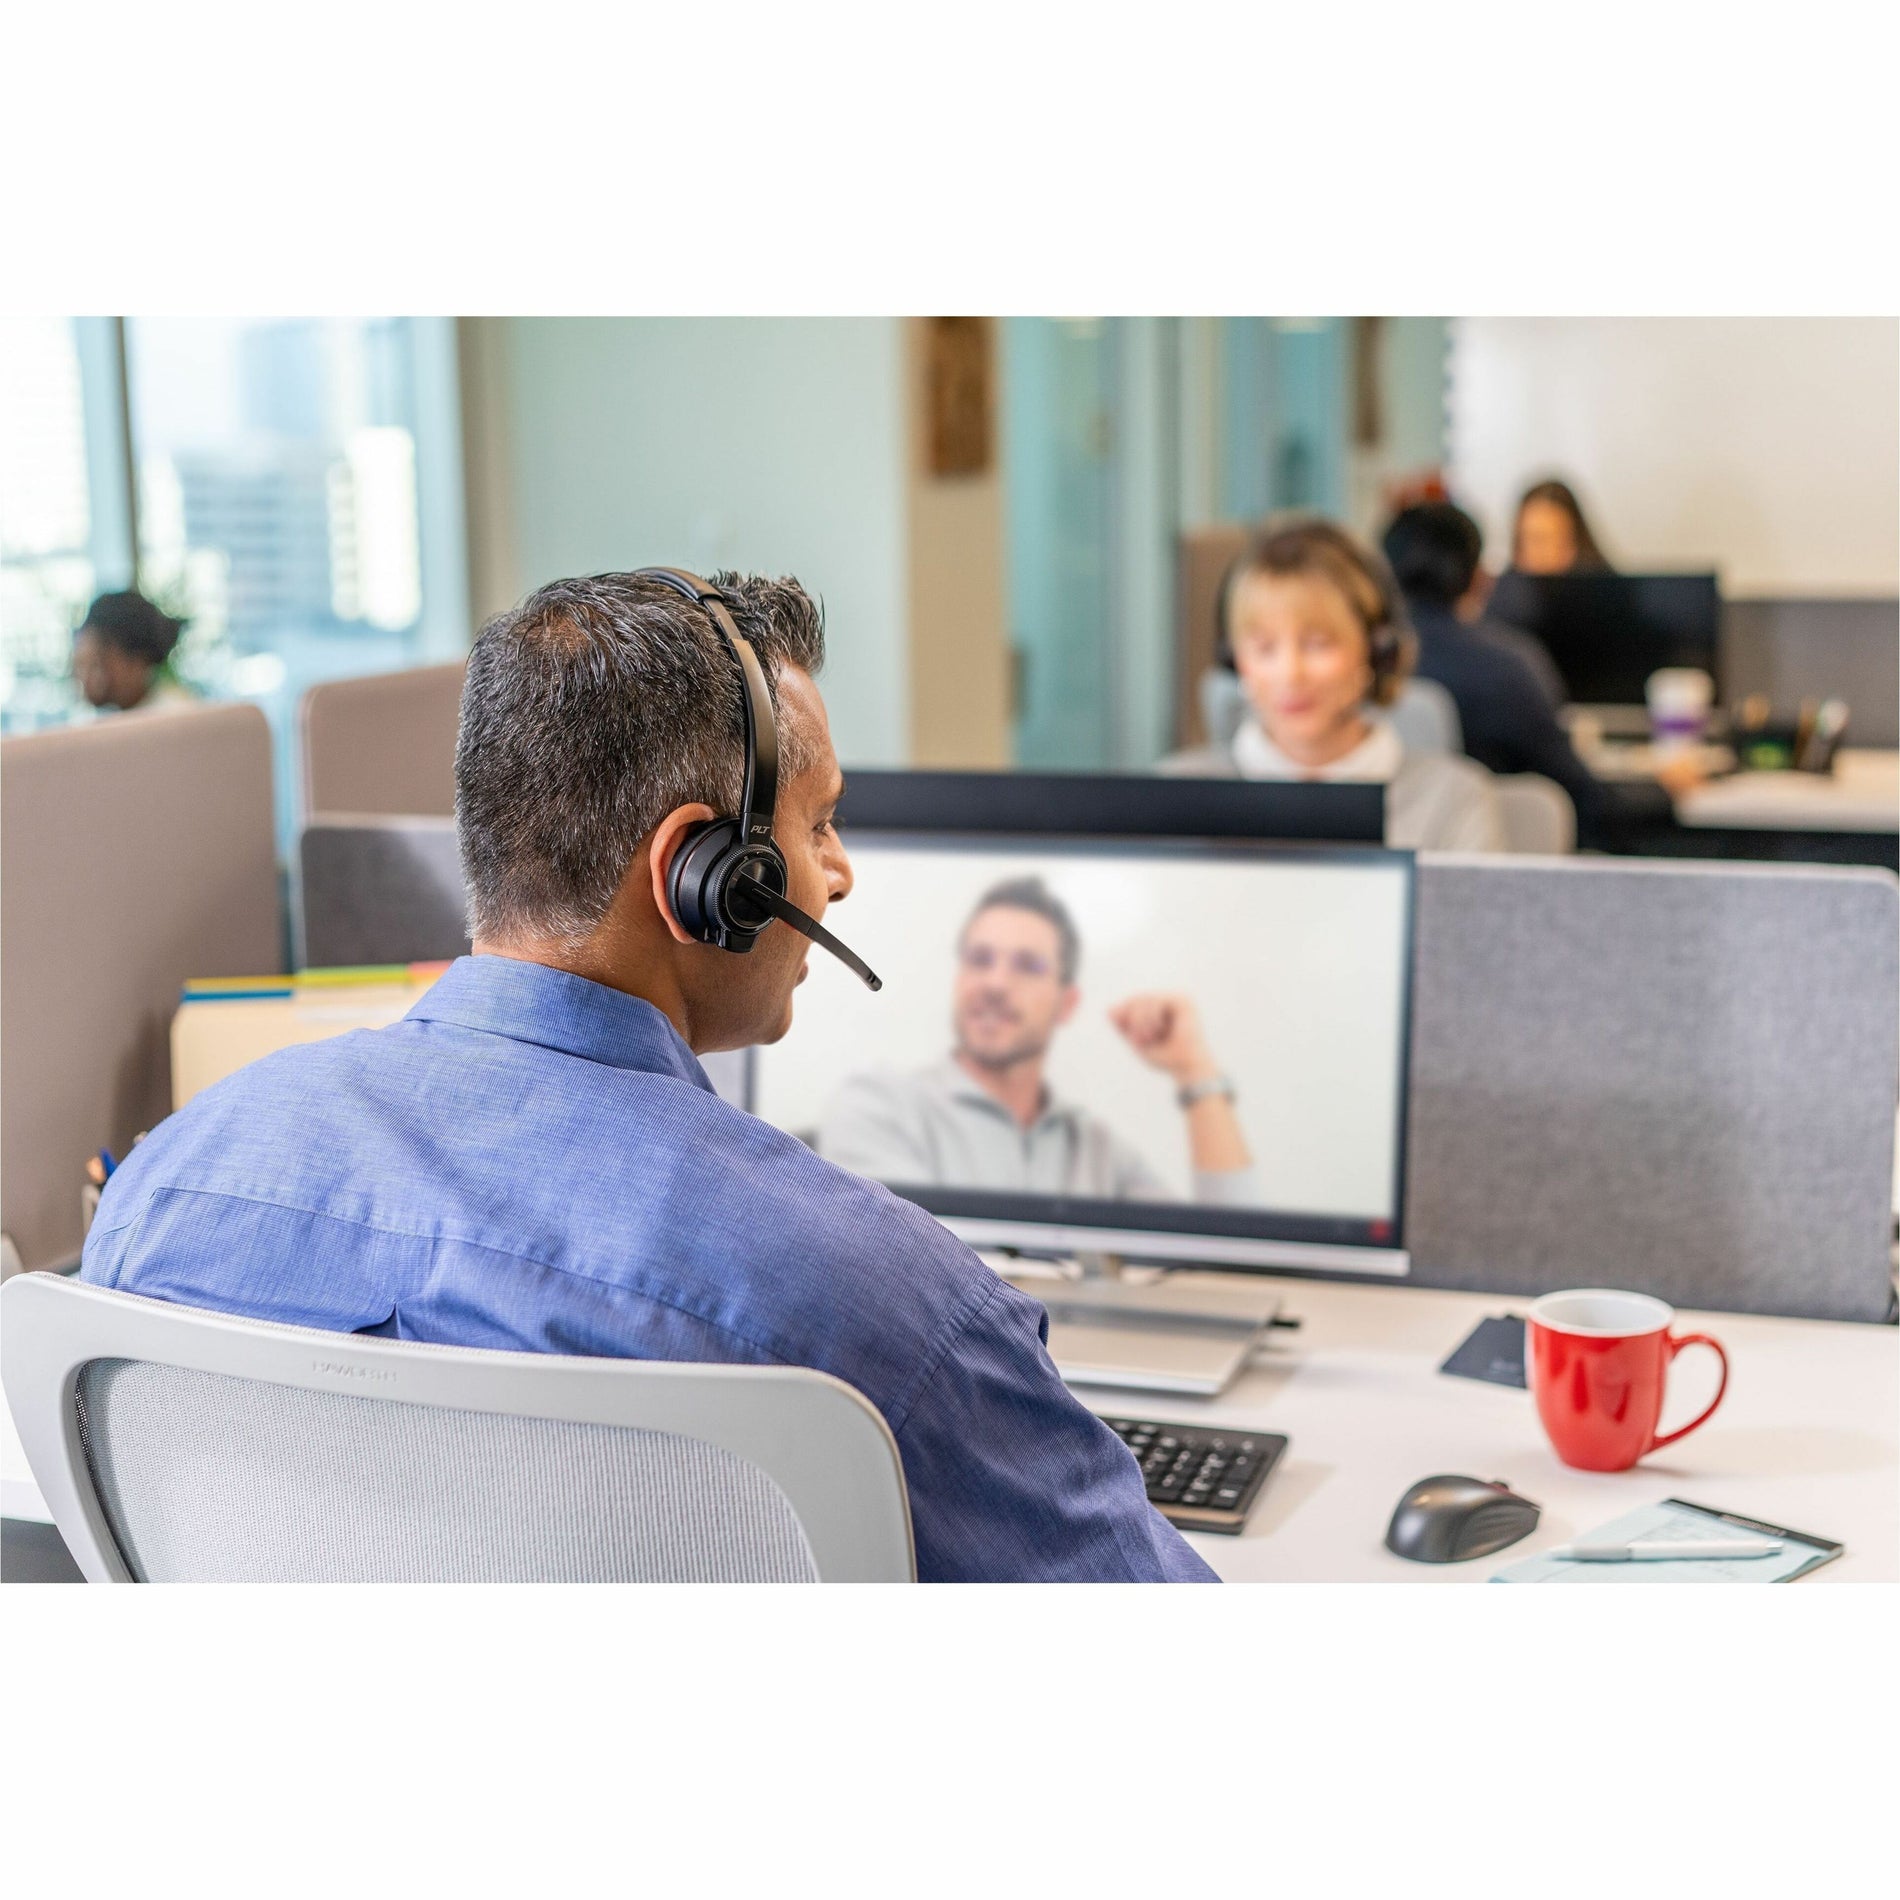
left=1493, top=1499, right=1843, bottom=1584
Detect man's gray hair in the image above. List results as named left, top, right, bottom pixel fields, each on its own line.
left=455, top=569, right=826, bottom=946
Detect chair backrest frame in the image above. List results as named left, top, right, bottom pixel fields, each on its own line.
left=2, top=1275, right=916, bottom=1583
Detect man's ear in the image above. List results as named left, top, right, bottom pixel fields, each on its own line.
left=1055, top=984, right=1081, bottom=1028
left=645, top=804, right=720, bottom=947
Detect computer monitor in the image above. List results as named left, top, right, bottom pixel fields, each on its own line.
left=836, top=769, right=1385, bottom=845
left=750, top=825, right=1415, bottom=1281
left=1486, top=571, right=1722, bottom=708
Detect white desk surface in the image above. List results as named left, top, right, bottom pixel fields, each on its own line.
left=1581, top=740, right=1899, bottom=832
left=6, top=1275, right=1894, bottom=1581
left=1672, top=748, right=1899, bottom=833
left=1076, top=1275, right=1898, bottom=1583
left=1580, top=738, right=1734, bottom=783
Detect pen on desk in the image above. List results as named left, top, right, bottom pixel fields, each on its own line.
left=1552, top=1539, right=1783, bottom=1563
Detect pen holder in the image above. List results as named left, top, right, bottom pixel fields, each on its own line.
left=1732, top=714, right=1846, bottom=774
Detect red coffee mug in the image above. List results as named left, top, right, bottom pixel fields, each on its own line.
left=1526, top=1289, right=1729, bottom=1472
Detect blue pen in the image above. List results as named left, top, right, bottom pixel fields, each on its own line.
left=99, top=1149, right=117, bottom=1178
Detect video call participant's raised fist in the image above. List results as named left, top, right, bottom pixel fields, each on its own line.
left=1107, top=992, right=1220, bottom=1088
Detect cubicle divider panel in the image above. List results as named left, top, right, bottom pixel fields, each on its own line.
left=1406, top=856, right=1899, bottom=1323
left=294, top=820, right=1899, bottom=1323
left=1, top=705, right=282, bottom=1274
left=298, top=817, right=470, bottom=969
left=300, top=660, right=465, bottom=820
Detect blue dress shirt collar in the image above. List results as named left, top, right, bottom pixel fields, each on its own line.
left=406, top=954, right=713, bottom=1091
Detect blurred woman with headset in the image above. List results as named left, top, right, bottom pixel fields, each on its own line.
left=1162, top=517, right=1504, bottom=851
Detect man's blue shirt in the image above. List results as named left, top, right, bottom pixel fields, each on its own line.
left=81, top=955, right=1215, bottom=1583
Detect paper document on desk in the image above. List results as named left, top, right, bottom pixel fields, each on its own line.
left=1492, top=1499, right=1841, bottom=1584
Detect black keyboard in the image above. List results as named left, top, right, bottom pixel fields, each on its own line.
left=1104, top=1417, right=1289, bottom=1535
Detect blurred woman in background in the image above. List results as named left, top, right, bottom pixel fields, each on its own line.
left=1511, top=479, right=1611, bottom=575
left=1163, top=517, right=1503, bottom=851
left=71, top=590, right=192, bottom=713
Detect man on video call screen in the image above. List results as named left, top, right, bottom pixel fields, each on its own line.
left=815, top=876, right=1260, bottom=1202
left=757, top=839, right=1409, bottom=1227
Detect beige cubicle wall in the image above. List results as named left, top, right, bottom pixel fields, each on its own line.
left=0, top=704, right=282, bottom=1274
left=1174, top=524, right=1249, bottom=751
left=299, top=660, right=464, bottom=818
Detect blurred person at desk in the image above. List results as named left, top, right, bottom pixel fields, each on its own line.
left=71, top=590, right=194, bottom=713
left=1510, top=478, right=1613, bottom=576
left=1163, top=516, right=1505, bottom=851
left=1382, top=502, right=1700, bottom=831
left=77, top=567, right=1214, bottom=1584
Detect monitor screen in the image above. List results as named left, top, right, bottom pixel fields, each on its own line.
left=1487, top=571, right=1722, bottom=707
left=751, top=833, right=1415, bottom=1277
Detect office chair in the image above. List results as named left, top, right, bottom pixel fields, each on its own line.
left=1387, top=678, right=1464, bottom=757
left=1492, top=773, right=1578, bottom=854
left=0, top=1275, right=915, bottom=1583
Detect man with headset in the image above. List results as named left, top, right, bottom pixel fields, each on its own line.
left=79, top=568, right=1216, bottom=1584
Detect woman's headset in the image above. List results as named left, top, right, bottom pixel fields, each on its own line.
left=635, top=567, right=881, bottom=991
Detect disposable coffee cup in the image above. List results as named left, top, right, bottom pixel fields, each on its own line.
left=1646, top=668, right=1713, bottom=752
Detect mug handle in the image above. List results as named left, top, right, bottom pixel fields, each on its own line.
left=1646, top=1332, right=1730, bottom=1453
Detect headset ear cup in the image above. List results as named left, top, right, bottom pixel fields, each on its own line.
left=667, top=818, right=735, bottom=943
left=667, top=820, right=788, bottom=951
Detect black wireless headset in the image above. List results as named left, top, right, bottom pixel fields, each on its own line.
left=635, top=567, right=881, bottom=992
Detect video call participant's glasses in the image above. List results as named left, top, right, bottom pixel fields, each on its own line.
left=960, top=945, right=1059, bottom=981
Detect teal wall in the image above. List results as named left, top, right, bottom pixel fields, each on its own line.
left=496, top=318, right=910, bottom=768
left=1379, top=316, right=1453, bottom=479
left=1217, top=316, right=1449, bottom=523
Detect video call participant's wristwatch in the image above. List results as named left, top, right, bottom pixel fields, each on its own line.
left=1176, top=1075, right=1236, bottom=1110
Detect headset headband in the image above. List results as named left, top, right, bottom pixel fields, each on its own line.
left=635, top=566, right=779, bottom=846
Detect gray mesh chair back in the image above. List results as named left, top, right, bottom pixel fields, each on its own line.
left=1388, top=678, right=1464, bottom=757
left=1492, top=773, right=1577, bottom=853
left=1, top=1276, right=915, bottom=1583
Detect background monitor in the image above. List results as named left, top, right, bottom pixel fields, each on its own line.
left=836, top=769, right=1384, bottom=844
left=751, top=827, right=1416, bottom=1279
left=1487, top=571, right=1722, bottom=707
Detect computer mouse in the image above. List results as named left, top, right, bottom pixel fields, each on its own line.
left=1384, top=1475, right=1540, bottom=1563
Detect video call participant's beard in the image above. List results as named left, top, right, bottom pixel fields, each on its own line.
left=954, top=990, right=1057, bottom=1074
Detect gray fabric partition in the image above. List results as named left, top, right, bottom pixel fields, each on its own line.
left=296, top=820, right=1900, bottom=1323
left=298, top=816, right=471, bottom=969
left=1721, top=597, right=1899, bottom=748
left=1406, top=857, right=1897, bottom=1322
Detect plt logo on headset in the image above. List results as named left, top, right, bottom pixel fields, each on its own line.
left=637, top=568, right=881, bottom=992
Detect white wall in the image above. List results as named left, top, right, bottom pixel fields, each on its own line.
left=489, top=318, right=910, bottom=766
left=1448, top=318, right=1899, bottom=596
